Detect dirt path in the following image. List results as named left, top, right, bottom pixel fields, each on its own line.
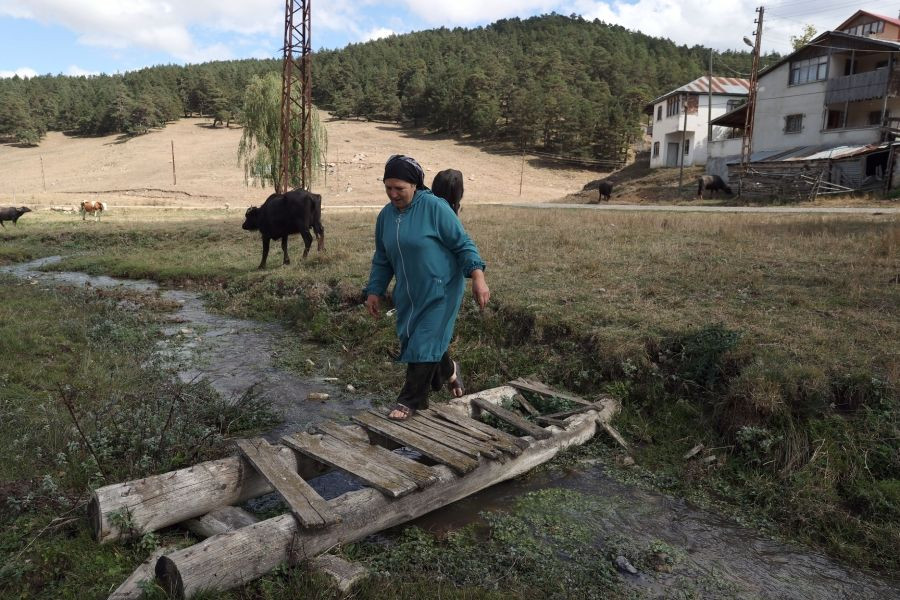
left=0, top=116, right=604, bottom=209
left=501, top=202, right=900, bottom=214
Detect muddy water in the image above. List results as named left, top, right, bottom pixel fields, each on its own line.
left=411, top=464, right=900, bottom=599
left=4, top=258, right=898, bottom=598
left=0, top=257, right=372, bottom=442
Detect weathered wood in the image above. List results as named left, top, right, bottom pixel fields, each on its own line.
left=600, top=422, right=629, bottom=450
left=315, top=422, right=439, bottom=489
left=471, top=397, right=551, bottom=440
left=183, top=506, right=259, bottom=538
left=507, top=378, right=591, bottom=406
left=535, top=415, right=569, bottom=427
left=108, top=546, right=172, bottom=599
left=383, top=412, right=503, bottom=459
left=414, top=411, right=494, bottom=442
left=353, top=411, right=479, bottom=474
left=543, top=399, right=610, bottom=420
left=89, top=445, right=326, bottom=543
left=310, top=555, right=368, bottom=592
left=90, top=387, right=520, bottom=543
left=282, top=431, right=418, bottom=498
left=425, top=405, right=528, bottom=454
left=683, top=443, right=705, bottom=460
left=155, top=404, right=617, bottom=598
left=513, top=393, right=540, bottom=416
left=236, top=438, right=339, bottom=529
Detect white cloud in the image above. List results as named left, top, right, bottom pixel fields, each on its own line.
left=564, top=0, right=900, bottom=54
left=0, top=67, right=38, bottom=78
left=362, top=27, right=395, bottom=41
left=402, top=0, right=559, bottom=24
left=65, top=65, right=99, bottom=76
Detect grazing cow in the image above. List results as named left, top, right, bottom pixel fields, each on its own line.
left=242, top=189, right=325, bottom=269
left=431, top=169, right=464, bottom=214
left=0, top=206, right=31, bottom=227
left=80, top=200, right=108, bottom=220
left=697, top=175, right=733, bottom=200
left=597, top=181, right=613, bottom=202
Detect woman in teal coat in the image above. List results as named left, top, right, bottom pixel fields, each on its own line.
left=364, top=155, right=490, bottom=420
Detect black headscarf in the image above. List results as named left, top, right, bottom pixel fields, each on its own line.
left=383, top=155, right=425, bottom=189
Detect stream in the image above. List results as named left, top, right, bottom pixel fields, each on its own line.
left=3, top=256, right=898, bottom=599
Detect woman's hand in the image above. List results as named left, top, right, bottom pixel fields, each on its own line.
left=365, top=294, right=381, bottom=318
left=470, top=270, right=490, bottom=310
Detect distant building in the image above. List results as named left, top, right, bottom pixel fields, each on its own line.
left=708, top=10, right=900, bottom=194
left=643, top=76, right=749, bottom=168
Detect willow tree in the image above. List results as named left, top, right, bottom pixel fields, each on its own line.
left=237, top=72, right=326, bottom=192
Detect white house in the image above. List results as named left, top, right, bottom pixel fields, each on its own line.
left=644, top=76, right=749, bottom=168
left=708, top=10, right=900, bottom=192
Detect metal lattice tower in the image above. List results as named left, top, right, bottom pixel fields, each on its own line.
left=280, top=0, right=312, bottom=193
left=740, top=6, right=764, bottom=175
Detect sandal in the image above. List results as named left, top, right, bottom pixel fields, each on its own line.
left=447, top=361, right=465, bottom=398
left=388, top=403, right=414, bottom=421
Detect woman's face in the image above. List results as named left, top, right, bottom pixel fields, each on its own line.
left=384, top=178, right=416, bottom=210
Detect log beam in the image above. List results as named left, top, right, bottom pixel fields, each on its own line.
left=155, top=401, right=617, bottom=598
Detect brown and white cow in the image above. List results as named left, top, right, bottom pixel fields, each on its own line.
left=80, top=200, right=108, bottom=220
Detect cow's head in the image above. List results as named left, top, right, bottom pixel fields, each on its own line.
left=242, top=206, right=260, bottom=231
left=17, top=207, right=32, bottom=215
left=724, top=185, right=734, bottom=195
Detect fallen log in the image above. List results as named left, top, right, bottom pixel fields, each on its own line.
left=90, top=386, right=518, bottom=543
left=155, top=402, right=617, bottom=598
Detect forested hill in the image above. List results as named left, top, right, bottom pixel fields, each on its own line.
left=0, top=14, right=760, bottom=159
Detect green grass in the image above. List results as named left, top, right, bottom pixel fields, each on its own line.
left=0, top=206, right=897, bottom=596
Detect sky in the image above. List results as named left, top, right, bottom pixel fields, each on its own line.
left=1, top=0, right=898, bottom=78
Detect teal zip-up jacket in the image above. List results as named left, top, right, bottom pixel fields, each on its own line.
left=364, top=189, right=486, bottom=363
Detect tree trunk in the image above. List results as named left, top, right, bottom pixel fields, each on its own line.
left=155, top=404, right=615, bottom=598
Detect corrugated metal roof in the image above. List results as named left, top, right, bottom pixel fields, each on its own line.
left=836, top=10, right=900, bottom=32
left=645, top=77, right=749, bottom=112
left=724, top=143, right=890, bottom=165
left=672, top=76, right=749, bottom=96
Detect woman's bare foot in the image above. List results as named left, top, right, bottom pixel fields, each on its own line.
left=388, top=403, right=414, bottom=420
left=447, top=361, right=464, bottom=398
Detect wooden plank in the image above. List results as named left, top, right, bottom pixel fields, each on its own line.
left=352, top=411, right=479, bottom=474
left=471, top=397, right=552, bottom=440
left=513, top=393, right=540, bottom=416
left=600, top=422, right=629, bottom=450
left=315, top=422, right=439, bottom=489
left=183, top=506, right=259, bottom=538
left=414, top=411, right=495, bottom=442
left=235, top=438, right=340, bottom=529
left=282, top=431, right=417, bottom=498
left=426, top=405, right=528, bottom=454
left=396, top=414, right=503, bottom=460
left=508, top=378, right=591, bottom=406
left=108, top=546, right=172, bottom=599
left=535, top=415, right=569, bottom=427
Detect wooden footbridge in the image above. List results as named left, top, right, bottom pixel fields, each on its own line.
left=97, top=381, right=619, bottom=599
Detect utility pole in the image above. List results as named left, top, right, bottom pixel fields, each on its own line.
left=740, top=6, right=764, bottom=179
left=707, top=49, right=713, bottom=148
left=280, top=0, right=312, bottom=193
left=678, top=94, right=688, bottom=192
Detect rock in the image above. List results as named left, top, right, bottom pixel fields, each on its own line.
left=180, top=328, right=194, bottom=335
left=307, top=392, right=330, bottom=402
left=615, top=556, right=638, bottom=575
left=621, top=456, right=636, bottom=467
left=346, top=384, right=355, bottom=392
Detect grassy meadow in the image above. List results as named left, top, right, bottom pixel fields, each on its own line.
left=0, top=205, right=897, bottom=597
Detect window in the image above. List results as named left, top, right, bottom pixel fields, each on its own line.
left=875, top=60, right=889, bottom=70
left=683, top=140, right=690, bottom=155
left=666, top=96, right=680, bottom=117
left=653, top=142, right=660, bottom=157
left=784, top=114, right=803, bottom=133
left=656, top=106, right=662, bottom=121
left=825, top=109, right=845, bottom=129
left=843, top=58, right=858, bottom=76
left=789, top=55, right=827, bottom=84
left=726, top=99, right=744, bottom=112
left=869, top=111, right=885, bottom=126
left=842, top=20, right=884, bottom=36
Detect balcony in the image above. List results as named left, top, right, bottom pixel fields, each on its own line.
left=825, top=69, right=889, bottom=104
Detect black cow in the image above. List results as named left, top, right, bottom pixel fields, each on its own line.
left=431, top=169, right=464, bottom=214
left=242, top=190, right=325, bottom=269
left=597, top=181, right=613, bottom=202
left=697, top=175, right=733, bottom=199
left=0, top=206, right=31, bottom=227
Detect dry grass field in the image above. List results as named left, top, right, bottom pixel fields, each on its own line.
left=0, top=115, right=604, bottom=210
